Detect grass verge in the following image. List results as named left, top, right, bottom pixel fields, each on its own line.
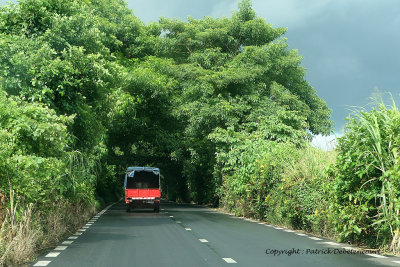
left=0, top=189, right=97, bottom=266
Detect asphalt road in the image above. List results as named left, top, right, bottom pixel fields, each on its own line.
left=31, top=201, right=400, bottom=267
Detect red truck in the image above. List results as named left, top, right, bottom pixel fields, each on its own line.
left=124, top=167, right=161, bottom=212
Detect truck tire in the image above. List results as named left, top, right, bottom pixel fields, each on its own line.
left=154, top=204, right=159, bottom=213
left=126, top=203, right=132, bottom=212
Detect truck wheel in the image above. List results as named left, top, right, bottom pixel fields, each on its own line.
left=126, top=203, right=131, bottom=212
left=154, top=204, right=159, bottom=213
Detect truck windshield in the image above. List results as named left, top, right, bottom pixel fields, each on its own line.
left=126, top=171, right=159, bottom=189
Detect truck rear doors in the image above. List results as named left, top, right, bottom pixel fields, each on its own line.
left=124, top=167, right=161, bottom=212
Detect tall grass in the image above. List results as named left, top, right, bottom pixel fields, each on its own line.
left=332, top=95, right=400, bottom=252
left=266, top=145, right=337, bottom=236
left=0, top=188, right=96, bottom=266
left=0, top=189, right=37, bottom=266
left=357, top=99, right=400, bottom=252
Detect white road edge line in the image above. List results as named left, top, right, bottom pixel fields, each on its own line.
left=185, top=228, right=192, bottom=231
left=199, top=239, right=208, bottom=243
left=284, top=230, right=295, bottom=232
left=342, top=247, right=356, bottom=250
left=45, top=252, right=60, bottom=258
left=392, top=260, right=400, bottom=264
left=62, top=241, right=73, bottom=245
left=223, top=258, right=237, bottom=263
left=34, top=261, right=52, bottom=266
left=366, top=253, right=387, bottom=258
left=54, top=246, right=68, bottom=251
left=68, top=236, right=78, bottom=240
left=321, top=242, right=340, bottom=246
left=295, top=233, right=308, bottom=236
left=176, top=221, right=182, bottom=223
left=308, top=237, right=322, bottom=240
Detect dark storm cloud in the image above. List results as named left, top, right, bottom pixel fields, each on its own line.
left=127, top=0, right=235, bottom=23
left=263, top=0, right=400, bottom=133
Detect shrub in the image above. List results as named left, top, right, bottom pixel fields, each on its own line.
left=267, top=146, right=336, bottom=235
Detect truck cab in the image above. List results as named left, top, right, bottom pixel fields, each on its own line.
left=124, top=167, right=161, bottom=212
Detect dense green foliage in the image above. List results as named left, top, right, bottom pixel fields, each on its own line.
left=150, top=1, right=332, bottom=203
left=0, top=90, right=73, bottom=203
left=0, top=0, right=332, bottom=204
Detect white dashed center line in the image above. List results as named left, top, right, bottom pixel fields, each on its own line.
left=45, top=252, right=60, bottom=258
left=176, top=221, right=182, bottom=223
left=34, top=261, right=51, bottom=266
left=185, top=228, right=192, bottom=231
left=223, top=258, right=237, bottom=263
left=199, top=239, right=208, bottom=242
left=169, top=215, right=174, bottom=218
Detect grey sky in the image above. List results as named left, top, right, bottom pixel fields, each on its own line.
left=1, top=0, right=399, bottom=134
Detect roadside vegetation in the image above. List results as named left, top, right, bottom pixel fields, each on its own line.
left=0, top=0, right=398, bottom=265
